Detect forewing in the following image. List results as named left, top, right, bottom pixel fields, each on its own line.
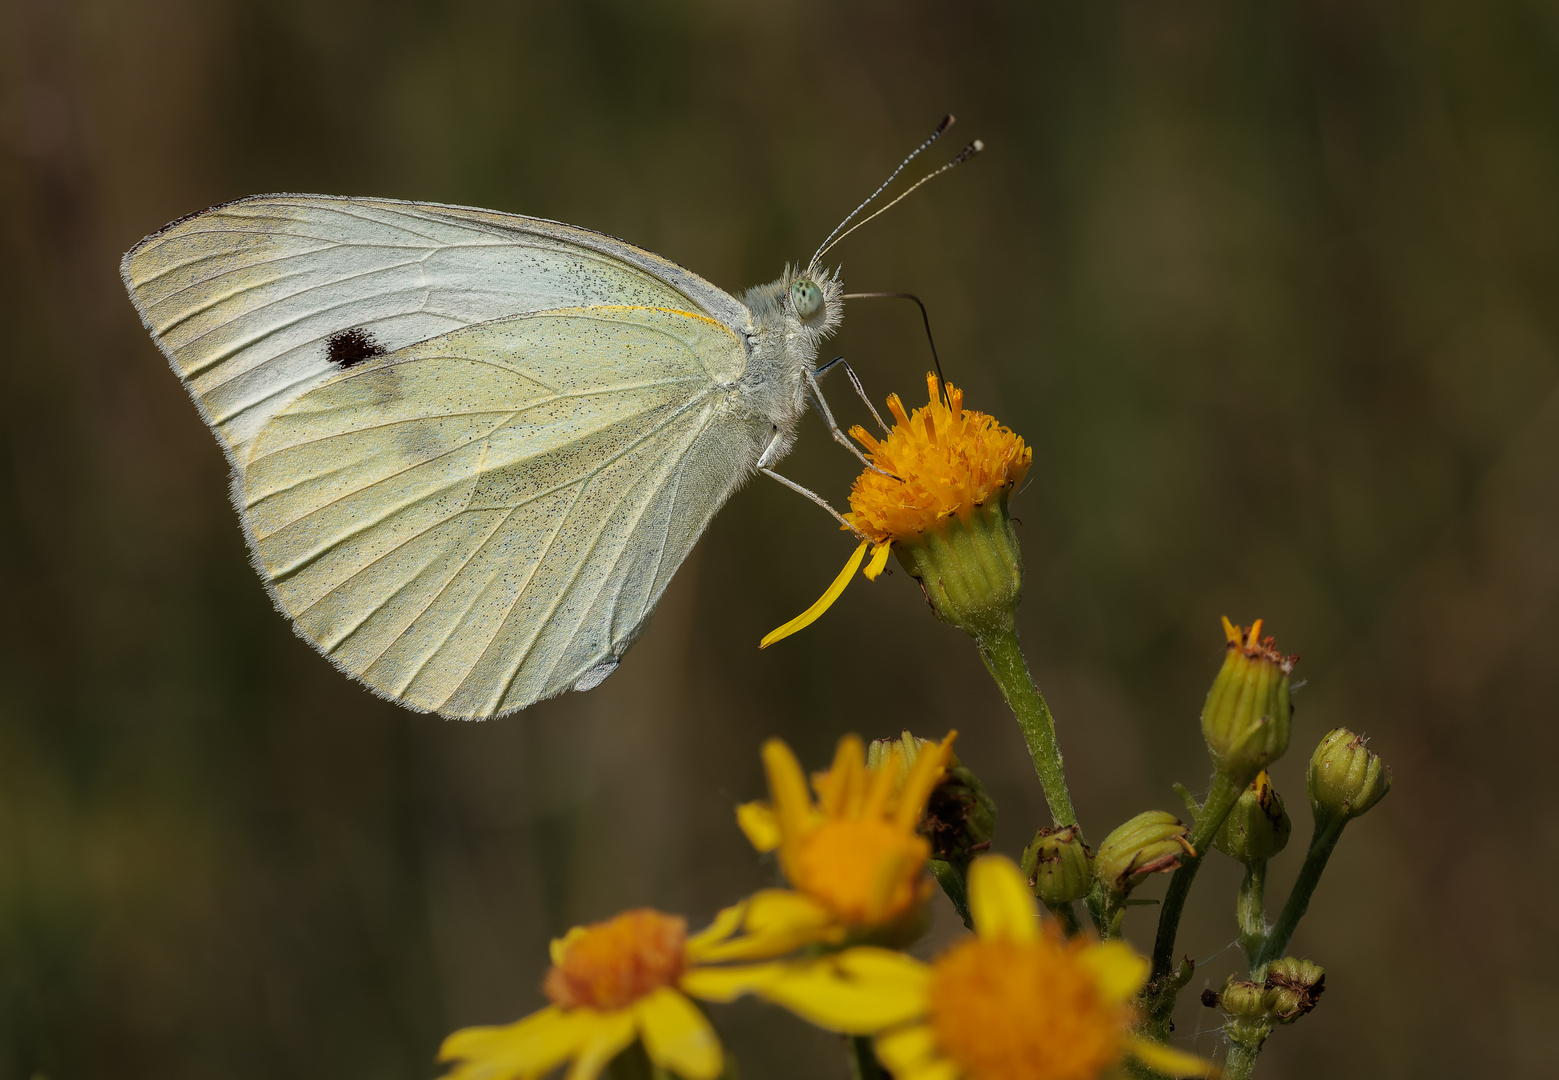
left=242, top=305, right=757, bottom=718
left=121, top=194, right=750, bottom=458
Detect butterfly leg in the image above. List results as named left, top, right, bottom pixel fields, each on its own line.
left=759, top=466, right=867, bottom=540
left=814, top=356, right=891, bottom=434
left=803, top=368, right=900, bottom=480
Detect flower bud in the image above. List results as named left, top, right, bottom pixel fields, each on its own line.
left=868, top=731, right=996, bottom=862
left=1021, top=825, right=1092, bottom=905
left=1093, top=811, right=1193, bottom=896
left=1201, top=618, right=1297, bottom=786
left=1308, top=728, right=1391, bottom=826
left=1213, top=770, right=1292, bottom=864
left=1263, top=957, right=1326, bottom=1022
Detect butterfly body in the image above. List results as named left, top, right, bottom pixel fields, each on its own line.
left=123, top=194, right=842, bottom=718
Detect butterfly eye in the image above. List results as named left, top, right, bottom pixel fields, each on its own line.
left=790, top=278, right=824, bottom=319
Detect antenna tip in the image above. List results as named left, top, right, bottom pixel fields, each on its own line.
left=938, top=114, right=955, bottom=133
left=972, top=139, right=985, bottom=153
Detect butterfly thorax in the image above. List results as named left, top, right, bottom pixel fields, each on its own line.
left=735, top=264, right=844, bottom=464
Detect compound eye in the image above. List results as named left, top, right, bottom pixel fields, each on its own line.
left=790, top=278, right=824, bottom=319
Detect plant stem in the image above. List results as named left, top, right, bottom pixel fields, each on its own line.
left=1044, top=898, right=1082, bottom=936
left=1224, top=1041, right=1263, bottom=1080
left=976, top=626, right=1077, bottom=827
left=1236, top=860, right=1268, bottom=967
left=1255, top=817, right=1347, bottom=969
left=1150, top=771, right=1243, bottom=979
left=848, top=1036, right=885, bottom=1080
left=930, top=858, right=974, bottom=929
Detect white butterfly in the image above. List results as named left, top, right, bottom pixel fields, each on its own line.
left=121, top=124, right=976, bottom=719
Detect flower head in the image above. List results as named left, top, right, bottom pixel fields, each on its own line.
left=702, top=856, right=1213, bottom=1080
left=1201, top=617, right=1298, bottom=786
left=761, top=375, right=1031, bottom=647
left=723, top=732, right=955, bottom=953
left=440, top=906, right=750, bottom=1080
left=846, top=372, right=1031, bottom=545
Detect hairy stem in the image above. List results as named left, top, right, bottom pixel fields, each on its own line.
left=1255, top=817, right=1347, bottom=970
left=1224, top=1041, right=1263, bottom=1080
left=1236, top=860, right=1268, bottom=967
left=976, top=626, right=1077, bottom=827
left=1150, top=771, right=1243, bottom=980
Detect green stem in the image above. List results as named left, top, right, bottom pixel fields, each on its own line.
left=930, top=858, right=974, bottom=929
left=976, top=626, right=1077, bottom=827
left=1236, top=860, right=1268, bottom=967
left=1150, top=771, right=1243, bottom=979
left=848, top=1035, right=885, bottom=1080
left=1044, top=898, right=1082, bottom=936
left=1255, top=817, right=1347, bottom=970
left=1223, top=1041, right=1263, bottom=1080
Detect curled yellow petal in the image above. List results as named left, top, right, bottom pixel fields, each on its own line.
left=734, top=801, right=781, bottom=853
left=863, top=541, right=892, bottom=580
left=760, top=540, right=870, bottom=648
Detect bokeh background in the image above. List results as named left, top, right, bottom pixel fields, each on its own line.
left=3, top=1, right=1556, bottom=1077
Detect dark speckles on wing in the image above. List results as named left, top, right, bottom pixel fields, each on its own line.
left=327, top=327, right=387, bottom=368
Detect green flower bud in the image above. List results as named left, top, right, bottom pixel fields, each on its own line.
left=868, top=731, right=997, bottom=862
left=1308, top=728, right=1391, bottom=826
left=1201, top=618, right=1297, bottom=786
left=892, top=497, right=1023, bottom=640
left=1263, top=957, right=1326, bottom=1022
left=1213, top=770, right=1292, bottom=864
left=1094, top=811, right=1193, bottom=896
left=1021, top=825, right=1093, bottom=905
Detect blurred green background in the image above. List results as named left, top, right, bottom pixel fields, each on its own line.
left=2, top=0, right=1556, bottom=1077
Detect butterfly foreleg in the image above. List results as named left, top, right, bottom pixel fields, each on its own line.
left=813, top=356, right=892, bottom=434
left=802, top=368, right=899, bottom=480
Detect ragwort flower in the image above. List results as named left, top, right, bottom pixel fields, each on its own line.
left=439, top=907, right=741, bottom=1080
left=715, top=732, right=956, bottom=956
left=762, top=373, right=1031, bottom=646
left=705, top=856, right=1214, bottom=1080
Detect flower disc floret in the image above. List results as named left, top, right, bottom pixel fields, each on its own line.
left=847, top=373, right=1031, bottom=544
left=544, top=909, right=688, bottom=1011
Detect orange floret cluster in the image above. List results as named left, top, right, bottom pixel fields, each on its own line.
left=846, top=373, right=1032, bottom=544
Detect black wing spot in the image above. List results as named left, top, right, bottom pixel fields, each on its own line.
left=327, top=327, right=386, bottom=368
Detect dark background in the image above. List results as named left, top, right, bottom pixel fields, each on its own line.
left=2, top=1, right=1555, bottom=1077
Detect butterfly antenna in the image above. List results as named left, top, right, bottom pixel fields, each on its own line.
left=815, top=137, right=983, bottom=263
left=841, top=292, right=950, bottom=406
left=810, top=115, right=956, bottom=267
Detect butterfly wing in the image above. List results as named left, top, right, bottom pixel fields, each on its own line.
left=120, top=194, right=751, bottom=458
left=242, top=305, right=760, bottom=718
left=122, top=195, right=768, bottom=717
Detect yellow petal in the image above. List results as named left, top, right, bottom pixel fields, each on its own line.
left=738, top=950, right=930, bottom=1034
left=863, top=541, right=892, bottom=580
left=734, top=801, right=781, bottom=853
left=893, top=732, right=955, bottom=831
left=1077, top=939, right=1151, bottom=1004
left=685, top=902, right=749, bottom=957
left=1126, top=1036, right=1218, bottom=1077
left=896, top=1060, right=962, bottom=1080
left=562, top=1009, right=638, bottom=1080
left=761, top=740, right=815, bottom=874
left=823, top=734, right=867, bottom=818
left=874, top=1024, right=938, bottom=1074
left=686, top=889, right=838, bottom=963
left=760, top=539, right=870, bottom=648
left=635, top=988, right=723, bottom=1080
left=967, top=855, right=1039, bottom=942
left=439, top=1007, right=591, bottom=1079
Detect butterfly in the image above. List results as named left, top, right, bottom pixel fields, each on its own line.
left=121, top=120, right=977, bottom=719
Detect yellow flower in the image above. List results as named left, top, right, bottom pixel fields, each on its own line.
left=712, top=732, right=955, bottom=957
left=440, top=908, right=739, bottom=1080
left=698, top=856, right=1215, bottom=1080
left=762, top=374, right=1031, bottom=647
